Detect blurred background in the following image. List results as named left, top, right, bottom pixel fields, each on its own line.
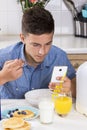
left=0, top=0, right=86, bottom=35
left=0, top=0, right=87, bottom=70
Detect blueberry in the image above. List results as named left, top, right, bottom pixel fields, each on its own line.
left=15, top=109, right=19, bottom=111
left=17, top=111, right=21, bottom=114
left=8, top=110, right=12, bottom=115
left=12, top=110, right=15, bottom=113
left=10, top=114, right=13, bottom=117
left=21, top=111, right=26, bottom=115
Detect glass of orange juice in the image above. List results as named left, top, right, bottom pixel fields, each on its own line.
left=52, top=85, right=72, bottom=116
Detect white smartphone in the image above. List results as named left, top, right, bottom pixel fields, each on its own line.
left=51, top=66, right=68, bottom=83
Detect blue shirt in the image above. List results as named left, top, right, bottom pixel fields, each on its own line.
left=0, top=42, right=76, bottom=99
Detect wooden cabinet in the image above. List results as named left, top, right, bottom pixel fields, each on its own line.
left=67, top=54, right=87, bottom=70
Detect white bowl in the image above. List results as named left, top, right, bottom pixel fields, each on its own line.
left=25, top=89, right=52, bottom=107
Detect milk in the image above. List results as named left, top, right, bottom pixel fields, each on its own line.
left=39, top=99, right=54, bottom=124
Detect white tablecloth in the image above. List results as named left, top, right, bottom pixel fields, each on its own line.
left=1, top=99, right=87, bottom=130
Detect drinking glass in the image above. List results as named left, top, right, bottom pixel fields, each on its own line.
left=38, top=98, right=54, bottom=124
left=52, top=84, right=72, bottom=116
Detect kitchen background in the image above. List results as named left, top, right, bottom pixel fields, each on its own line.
left=0, top=0, right=87, bottom=35
left=0, top=0, right=87, bottom=56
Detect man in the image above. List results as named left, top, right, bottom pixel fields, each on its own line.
left=0, top=6, right=76, bottom=99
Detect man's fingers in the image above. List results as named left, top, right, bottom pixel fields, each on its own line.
left=4, top=59, right=24, bottom=69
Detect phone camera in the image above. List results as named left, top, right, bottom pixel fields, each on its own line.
left=59, top=69, right=62, bottom=71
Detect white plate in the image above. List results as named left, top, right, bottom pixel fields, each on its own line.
left=25, top=89, right=52, bottom=107
left=1, top=106, right=39, bottom=120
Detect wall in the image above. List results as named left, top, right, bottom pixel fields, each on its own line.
left=0, top=0, right=74, bottom=35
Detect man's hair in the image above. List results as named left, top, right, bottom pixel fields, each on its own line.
left=22, top=6, right=54, bottom=35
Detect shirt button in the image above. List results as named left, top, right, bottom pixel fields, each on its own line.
left=16, top=88, right=19, bottom=91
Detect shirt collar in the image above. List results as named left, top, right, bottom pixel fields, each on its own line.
left=19, top=44, right=27, bottom=67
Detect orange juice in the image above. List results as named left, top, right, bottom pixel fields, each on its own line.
left=54, top=96, right=72, bottom=115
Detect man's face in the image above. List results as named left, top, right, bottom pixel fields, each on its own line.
left=20, top=32, right=53, bottom=65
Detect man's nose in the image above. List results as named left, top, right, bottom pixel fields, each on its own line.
left=39, top=46, right=45, bottom=55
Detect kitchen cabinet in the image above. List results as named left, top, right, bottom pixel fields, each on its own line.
left=67, top=53, right=87, bottom=70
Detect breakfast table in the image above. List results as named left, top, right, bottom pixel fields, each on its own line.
left=1, top=99, right=87, bottom=130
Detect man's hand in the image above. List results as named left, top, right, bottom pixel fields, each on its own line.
left=0, top=59, right=24, bottom=84
left=48, top=76, right=71, bottom=94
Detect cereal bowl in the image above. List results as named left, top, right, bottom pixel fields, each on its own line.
left=25, top=89, right=52, bottom=107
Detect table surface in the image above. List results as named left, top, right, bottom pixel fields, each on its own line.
left=1, top=99, right=87, bottom=130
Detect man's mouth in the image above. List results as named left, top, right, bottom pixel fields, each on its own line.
left=36, top=55, right=45, bottom=58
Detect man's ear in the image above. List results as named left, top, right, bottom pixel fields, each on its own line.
left=20, top=33, right=25, bottom=43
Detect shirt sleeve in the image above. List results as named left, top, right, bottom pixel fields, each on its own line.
left=63, top=55, right=76, bottom=79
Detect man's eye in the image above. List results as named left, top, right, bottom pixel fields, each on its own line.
left=46, top=42, right=52, bottom=45
left=33, top=44, right=39, bottom=47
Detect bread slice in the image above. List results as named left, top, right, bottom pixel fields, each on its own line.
left=3, top=117, right=24, bottom=129
left=13, top=110, right=34, bottom=119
